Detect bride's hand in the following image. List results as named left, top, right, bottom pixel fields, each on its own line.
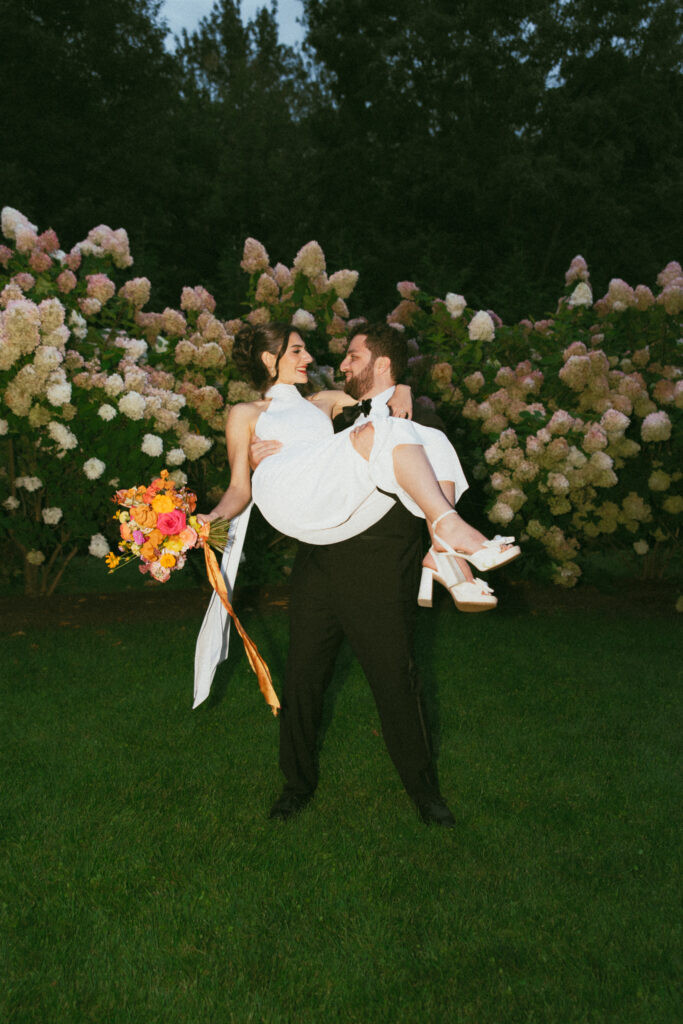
left=388, top=383, right=413, bottom=419
left=197, top=512, right=220, bottom=525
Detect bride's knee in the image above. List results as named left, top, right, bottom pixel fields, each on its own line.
left=350, top=422, right=375, bottom=460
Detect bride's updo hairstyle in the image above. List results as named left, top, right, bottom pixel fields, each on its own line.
left=232, top=322, right=298, bottom=393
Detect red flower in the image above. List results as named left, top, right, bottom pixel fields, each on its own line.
left=156, top=509, right=187, bottom=536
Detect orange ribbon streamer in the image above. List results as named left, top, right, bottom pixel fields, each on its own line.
left=203, top=543, right=280, bottom=716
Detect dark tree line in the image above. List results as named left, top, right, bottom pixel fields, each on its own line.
left=2, top=0, right=681, bottom=320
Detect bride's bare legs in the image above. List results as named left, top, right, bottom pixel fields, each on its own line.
left=350, top=424, right=493, bottom=558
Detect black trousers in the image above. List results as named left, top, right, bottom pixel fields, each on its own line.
left=278, top=503, right=440, bottom=803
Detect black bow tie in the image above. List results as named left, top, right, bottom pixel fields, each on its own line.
left=339, top=399, right=373, bottom=426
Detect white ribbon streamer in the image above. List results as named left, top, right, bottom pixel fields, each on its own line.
left=193, top=503, right=253, bottom=708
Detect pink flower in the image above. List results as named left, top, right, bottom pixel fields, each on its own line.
left=133, top=530, right=145, bottom=545
left=157, top=509, right=187, bottom=536
left=656, top=261, right=682, bottom=289
left=29, top=250, right=52, bottom=273
left=56, top=269, right=77, bottom=293
left=66, top=248, right=82, bottom=271
left=37, top=229, right=60, bottom=253
left=240, top=237, right=270, bottom=274
left=119, top=277, right=151, bottom=308
left=388, top=300, right=419, bottom=326
left=397, top=280, right=419, bottom=299
left=86, top=273, right=116, bottom=304
left=0, top=245, right=12, bottom=267
left=565, top=255, right=589, bottom=285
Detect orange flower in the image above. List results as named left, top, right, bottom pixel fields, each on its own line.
left=119, top=521, right=133, bottom=541
left=151, top=493, right=175, bottom=514
left=140, top=539, right=158, bottom=561
left=131, top=505, right=158, bottom=528
left=159, top=552, right=177, bottom=568
left=147, top=528, right=164, bottom=547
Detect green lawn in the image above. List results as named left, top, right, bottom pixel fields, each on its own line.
left=1, top=596, right=680, bottom=1023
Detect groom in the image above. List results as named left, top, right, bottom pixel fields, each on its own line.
left=260, top=322, right=455, bottom=827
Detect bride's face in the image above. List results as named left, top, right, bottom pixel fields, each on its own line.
left=271, top=332, right=313, bottom=385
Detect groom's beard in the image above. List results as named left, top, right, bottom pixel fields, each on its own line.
left=344, top=362, right=375, bottom=400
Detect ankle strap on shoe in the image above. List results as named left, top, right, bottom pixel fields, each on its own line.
left=432, top=509, right=456, bottom=530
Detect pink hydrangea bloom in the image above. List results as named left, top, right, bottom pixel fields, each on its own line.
left=397, top=281, right=418, bottom=299
left=29, top=249, right=52, bottom=273
left=565, top=255, right=589, bottom=285
left=56, top=269, right=77, bottom=294
left=388, top=300, right=419, bottom=326
left=656, top=261, right=682, bottom=289
left=86, top=273, right=116, bottom=304
left=119, top=277, right=151, bottom=308
left=240, top=237, right=270, bottom=274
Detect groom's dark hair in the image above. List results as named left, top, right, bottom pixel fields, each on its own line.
left=358, top=322, right=409, bottom=383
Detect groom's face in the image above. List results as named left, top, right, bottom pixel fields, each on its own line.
left=340, top=334, right=376, bottom=399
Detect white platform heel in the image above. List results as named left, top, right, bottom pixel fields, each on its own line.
left=418, top=546, right=497, bottom=613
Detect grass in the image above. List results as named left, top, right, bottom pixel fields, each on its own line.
left=1, top=596, right=680, bottom=1023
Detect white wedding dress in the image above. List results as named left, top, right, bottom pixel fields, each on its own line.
left=193, top=382, right=469, bottom=708
left=250, top=383, right=468, bottom=544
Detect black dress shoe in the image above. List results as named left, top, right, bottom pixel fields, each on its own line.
left=416, top=799, right=456, bottom=828
left=268, top=790, right=313, bottom=821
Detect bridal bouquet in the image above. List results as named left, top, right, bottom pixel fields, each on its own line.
left=108, top=469, right=228, bottom=582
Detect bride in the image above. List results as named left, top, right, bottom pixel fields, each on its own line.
left=201, top=322, right=519, bottom=609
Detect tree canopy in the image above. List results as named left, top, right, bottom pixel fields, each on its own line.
left=2, top=0, right=680, bottom=319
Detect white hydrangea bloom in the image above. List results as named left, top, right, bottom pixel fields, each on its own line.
left=468, top=310, right=495, bottom=342
left=97, top=404, right=117, bottom=421
left=168, top=469, right=188, bottom=486
left=48, top=420, right=78, bottom=450
left=633, top=540, right=649, bottom=555
left=3, top=495, right=20, bottom=510
left=88, top=533, right=110, bottom=558
left=291, top=309, right=317, bottom=331
left=118, top=392, right=146, bottom=420
left=26, top=549, right=46, bottom=565
left=1, top=206, right=38, bottom=239
left=445, top=293, right=466, bottom=318
left=46, top=381, right=72, bottom=407
left=15, top=476, right=43, bottom=491
left=33, top=346, right=63, bottom=373
left=83, top=457, right=106, bottom=480
left=641, top=410, right=672, bottom=442
left=104, top=373, right=125, bottom=397
left=293, top=241, right=326, bottom=279
left=567, top=282, right=593, bottom=308
left=42, top=507, right=63, bottom=525
left=166, top=448, right=186, bottom=466
left=68, top=309, right=87, bottom=339
left=0, top=419, right=7, bottom=435
left=327, top=269, right=358, bottom=300
left=141, top=433, right=163, bottom=457
left=181, top=433, right=212, bottom=461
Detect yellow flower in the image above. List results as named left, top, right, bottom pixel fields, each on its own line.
left=159, top=553, right=177, bottom=568
left=151, top=493, right=175, bottom=513
left=105, top=553, right=121, bottom=570
left=164, top=536, right=184, bottom=552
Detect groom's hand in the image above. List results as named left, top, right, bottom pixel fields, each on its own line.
left=249, top=435, right=282, bottom=470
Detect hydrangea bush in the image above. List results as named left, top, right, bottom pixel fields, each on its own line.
left=391, top=258, right=682, bottom=586
left=0, top=209, right=357, bottom=594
